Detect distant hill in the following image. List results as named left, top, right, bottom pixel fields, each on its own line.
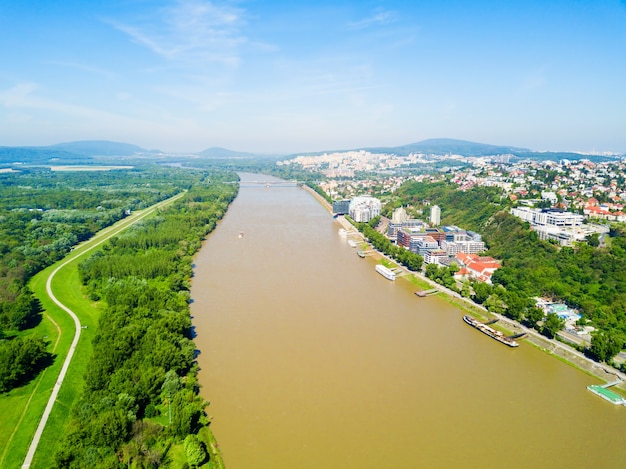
left=0, top=140, right=154, bottom=165
left=196, top=147, right=259, bottom=158
left=362, top=138, right=530, bottom=157
left=49, top=140, right=152, bottom=156
left=300, top=138, right=616, bottom=162
left=1, top=138, right=619, bottom=165
left=0, top=146, right=87, bottom=164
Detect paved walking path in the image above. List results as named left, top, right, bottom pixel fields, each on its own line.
left=329, top=211, right=626, bottom=387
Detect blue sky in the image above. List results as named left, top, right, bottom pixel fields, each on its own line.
left=1, top=0, right=625, bottom=154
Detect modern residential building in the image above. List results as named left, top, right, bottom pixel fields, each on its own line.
left=397, top=227, right=425, bottom=250
left=349, top=195, right=381, bottom=222
left=510, top=207, right=588, bottom=246
left=388, top=207, right=424, bottom=238
left=440, top=239, right=486, bottom=255
left=424, top=249, right=449, bottom=264
left=430, top=205, right=441, bottom=225
left=510, top=207, right=584, bottom=227
left=332, top=199, right=351, bottom=215
left=415, top=235, right=440, bottom=256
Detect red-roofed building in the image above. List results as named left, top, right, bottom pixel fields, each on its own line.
left=455, top=253, right=501, bottom=284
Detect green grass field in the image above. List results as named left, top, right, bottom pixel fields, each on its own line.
left=0, top=192, right=185, bottom=469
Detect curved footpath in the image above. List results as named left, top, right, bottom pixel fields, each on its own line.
left=21, top=192, right=185, bottom=468
left=304, top=183, right=626, bottom=391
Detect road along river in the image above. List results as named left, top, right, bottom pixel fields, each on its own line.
left=191, top=173, right=626, bottom=469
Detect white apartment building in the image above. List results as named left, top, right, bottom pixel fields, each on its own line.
left=440, top=239, right=486, bottom=255
left=510, top=207, right=587, bottom=246
left=349, top=195, right=382, bottom=223
left=430, top=205, right=441, bottom=225
left=510, top=207, right=584, bottom=227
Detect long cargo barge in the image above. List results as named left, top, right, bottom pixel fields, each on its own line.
left=463, top=315, right=519, bottom=347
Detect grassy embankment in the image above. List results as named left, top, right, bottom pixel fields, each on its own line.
left=373, top=240, right=624, bottom=388
left=315, top=190, right=623, bottom=392
left=0, top=193, right=186, bottom=468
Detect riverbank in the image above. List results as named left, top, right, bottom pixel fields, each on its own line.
left=308, top=188, right=626, bottom=393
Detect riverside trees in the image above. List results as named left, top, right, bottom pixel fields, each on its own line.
left=357, top=218, right=423, bottom=272
left=0, top=167, right=199, bottom=394
left=54, top=175, right=237, bottom=468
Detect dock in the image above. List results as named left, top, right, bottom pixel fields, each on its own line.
left=587, top=380, right=626, bottom=406
left=414, top=289, right=439, bottom=297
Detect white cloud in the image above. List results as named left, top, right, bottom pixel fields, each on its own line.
left=348, top=8, right=398, bottom=30
left=107, top=0, right=246, bottom=66
left=0, top=82, right=113, bottom=118
left=45, top=60, right=118, bottom=80
left=0, top=82, right=178, bottom=132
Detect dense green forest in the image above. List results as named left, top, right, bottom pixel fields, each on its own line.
left=391, top=179, right=626, bottom=364
left=54, top=172, right=238, bottom=468
left=0, top=167, right=203, bottom=393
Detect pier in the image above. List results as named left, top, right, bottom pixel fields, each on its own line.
left=414, top=289, right=439, bottom=297
left=587, top=380, right=626, bottom=406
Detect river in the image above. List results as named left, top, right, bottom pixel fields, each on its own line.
left=191, top=173, right=626, bottom=468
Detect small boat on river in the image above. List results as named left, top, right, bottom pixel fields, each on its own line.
left=375, top=264, right=396, bottom=281
left=463, top=315, right=519, bottom=347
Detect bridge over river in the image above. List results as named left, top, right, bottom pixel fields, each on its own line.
left=238, top=180, right=312, bottom=187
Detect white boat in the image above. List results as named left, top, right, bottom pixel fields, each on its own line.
left=347, top=240, right=357, bottom=248
left=375, top=264, right=396, bottom=281
left=338, top=228, right=347, bottom=237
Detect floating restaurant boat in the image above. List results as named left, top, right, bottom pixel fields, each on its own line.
left=463, top=315, right=519, bottom=347
left=375, top=264, right=396, bottom=281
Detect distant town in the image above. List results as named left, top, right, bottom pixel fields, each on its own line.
left=279, top=149, right=625, bottom=249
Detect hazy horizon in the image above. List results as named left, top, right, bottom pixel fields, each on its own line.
left=2, top=1, right=625, bottom=154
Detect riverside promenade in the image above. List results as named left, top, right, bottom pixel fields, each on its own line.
left=303, top=184, right=626, bottom=391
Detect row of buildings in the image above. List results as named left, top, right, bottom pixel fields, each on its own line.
left=510, top=207, right=609, bottom=246
left=387, top=206, right=500, bottom=281
left=344, top=199, right=501, bottom=283
left=333, top=196, right=501, bottom=283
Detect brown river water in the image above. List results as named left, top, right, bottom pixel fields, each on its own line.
left=191, top=173, right=626, bottom=468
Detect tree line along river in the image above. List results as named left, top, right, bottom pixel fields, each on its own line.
left=190, top=173, right=626, bottom=469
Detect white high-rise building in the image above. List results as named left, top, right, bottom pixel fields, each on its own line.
left=430, top=205, right=441, bottom=226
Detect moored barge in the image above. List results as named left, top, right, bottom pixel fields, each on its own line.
left=463, top=315, right=519, bottom=347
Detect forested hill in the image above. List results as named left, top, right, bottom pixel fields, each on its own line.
left=0, top=140, right=154, bottom=164
left=49, top=140, right=152, bottom=156
left=363, top=138, right=529, bottom=157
